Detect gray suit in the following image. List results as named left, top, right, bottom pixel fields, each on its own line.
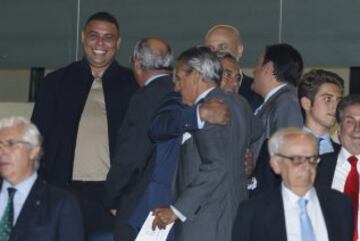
left=173, top=88, right=259, bottom=241
left=251, top=84, right=303, bottom=194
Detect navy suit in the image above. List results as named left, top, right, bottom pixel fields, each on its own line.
left=316, top=150, right=340, bottom=188
left=128, top=92, right=198, bottom=238
left=9, top=178, right=84, bottom=241
left=233, top=187, right=354, bottom=241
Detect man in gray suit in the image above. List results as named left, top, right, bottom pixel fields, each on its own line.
left=152, top=46, right=260, bottom=241
left=250, top=43, right=304, bottom=195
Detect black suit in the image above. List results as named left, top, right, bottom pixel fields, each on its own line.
left=105, top=75, right=174, bottom=241
left=9, top=178, right=84, bottom=241
left=233, top=187, right=354, bottom=241
left=31, top=59, right=138, bottom=235
left=31, top=59, right=138, bottom=186
left=316, top=149, right=340, bottom=188
left=238, top=74, right=263, bottom=111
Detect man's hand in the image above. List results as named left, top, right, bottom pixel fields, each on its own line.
left=244, top=148, right=254, bottom=179
left=152, top=207, right=177, bottom=230
left=199, top=98, right=230, bottom=125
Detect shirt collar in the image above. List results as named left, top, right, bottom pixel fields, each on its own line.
left=1, top=172, right=37, bottom=197
left=282, top=182, right=316, bottom=206
left=144, top=74, right=169, bottom=86
left=338, top=147, right=360, bottom=165
left=303, top=126, right=331, bottom=140
left=264, top=83, right=287, bottom=103
left=195, top=87, right=216, bottom=104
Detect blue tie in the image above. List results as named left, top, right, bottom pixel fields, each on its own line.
left=298, top=198, right=316, bottom=241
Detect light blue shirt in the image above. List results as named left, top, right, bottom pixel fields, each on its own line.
left=0, top=172, right=37, bottom=225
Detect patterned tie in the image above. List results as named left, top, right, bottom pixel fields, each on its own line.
left=0, top=188, right=17, bottom=241
left=344, top=156, right=359, bottom=241
left=298, top=198, right=316, bottom=241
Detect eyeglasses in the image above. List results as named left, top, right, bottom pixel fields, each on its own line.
left=223, top=69, right=241, bottom=82
left=275, top=153, right=319, bottom=166
left=0, top=140, right=31, bottom=150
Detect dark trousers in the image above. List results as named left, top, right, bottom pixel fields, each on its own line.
left=66, top=181, right=115, bottom=238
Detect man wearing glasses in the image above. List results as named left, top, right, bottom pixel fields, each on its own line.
left=233, top=127, right=353, bottom=241
left=0, top=117, right=83, bottom=241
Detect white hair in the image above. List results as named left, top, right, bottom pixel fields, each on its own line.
left=0, top=116, right=43, bottom=170
left=268, top=128, right=318, bottom=156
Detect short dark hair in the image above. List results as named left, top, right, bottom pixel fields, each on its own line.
left=336, top=94, right=360, bottom=123
left=263, top=43, right=303, bottom=86
left=298, top=69, right=344, bottom=103
left=85, top=12, right=120, bottom=33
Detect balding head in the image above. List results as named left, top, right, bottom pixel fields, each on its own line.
left=204, top=25, right=243, bottom=61
left=132, top=37, right=173, bottom=86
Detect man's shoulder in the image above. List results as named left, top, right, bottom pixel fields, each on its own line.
left=34, top=179, right=79, bottom=205
left=316, top=186, right=352, bottom=205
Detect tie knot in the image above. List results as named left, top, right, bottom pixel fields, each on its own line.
left=298, top=198, right=308, bottom=210
left=7, top=187, right=16, bottom=200
left=348, top=156, right=358, bottom=167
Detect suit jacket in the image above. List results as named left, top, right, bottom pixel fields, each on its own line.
left=173, top=88, right=259, bottom=241
left=251, top=84, right=303, bottom=195
left=315, top=149, right=340, bottom=188
left=238, top=74, right=263, bottom=111
left=31, top=59, right=138, bottom=186
left=233, top=187, right=354, bottom=241
left=9, top=178, right=84, bottom=241
left=104, top=75, right=174, bottom=240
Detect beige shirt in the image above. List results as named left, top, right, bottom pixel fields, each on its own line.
left=72, top=75, right=110, bottom=181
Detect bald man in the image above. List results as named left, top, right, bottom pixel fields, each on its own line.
left=205, top=25, right=263, bottom=110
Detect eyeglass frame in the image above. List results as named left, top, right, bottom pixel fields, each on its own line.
left=0, top=139, right=32, bottom=150
left=275, top=153, right=319, bottom=166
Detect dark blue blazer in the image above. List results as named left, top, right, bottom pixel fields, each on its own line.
left=31, top=59, right=138, bottom=187
left=233, top=187, right=354, bottom=241
left=316, top=149, right=340, bottom=188
left=127, top=92, right=198, bottom=232
left=9, top=178, right=84, bottom=241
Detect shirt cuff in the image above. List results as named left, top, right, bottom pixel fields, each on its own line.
left=196, top=104, right=205, bottom=129
left=170, top=205, right=187, bottom=222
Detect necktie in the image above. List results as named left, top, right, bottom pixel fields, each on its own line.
left=344, top=156, right=359, bottom=241
left=0, top=187, right=17, bottom=241
left=298, top=198, right=316, bottom=241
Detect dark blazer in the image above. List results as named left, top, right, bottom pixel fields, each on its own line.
left=128, top=92, right=198, bottom=233
left=104, top=75, right=174, bottom=241
left=31, top=59, right=138, bottom=187
left=174, top=89, right=260, bottom=241
left=9, top=178, right=84, bottom=241
left=251, top=84, right=303, bottom=195
left=316, top=149, right=340, bottom=188
left=238, top=74, right=263, bottom=111
left=233, top=187, right=354, bottom=241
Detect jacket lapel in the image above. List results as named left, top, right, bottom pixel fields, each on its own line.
left=10, top=178, right=46, bottom=240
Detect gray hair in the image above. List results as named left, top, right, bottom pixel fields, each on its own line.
left=0, top=116, right=43, bottom=170
left=336, top=94, right=360, bottom=124
left=132, top=37, right=172, bottom=71
left=177, top=46, right=222, bottom=84
left=268, top=128, right=318, bottom=156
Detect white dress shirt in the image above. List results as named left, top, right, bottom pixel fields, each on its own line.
left=282, top=184, right=329, bottom=241
left=331, top=147, right=360, bottom=236
left=0, top=172, right=37, bottom=225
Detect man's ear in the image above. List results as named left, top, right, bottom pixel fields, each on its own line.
left=237, top=44, right=244, bottom=60
left=116, top=36, right=122, bottom=49
left=270, top=156, right=281, bottom=175
left=30, top=146, right=41, bottom=162
left=300, top=96, right=312, bottom=111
